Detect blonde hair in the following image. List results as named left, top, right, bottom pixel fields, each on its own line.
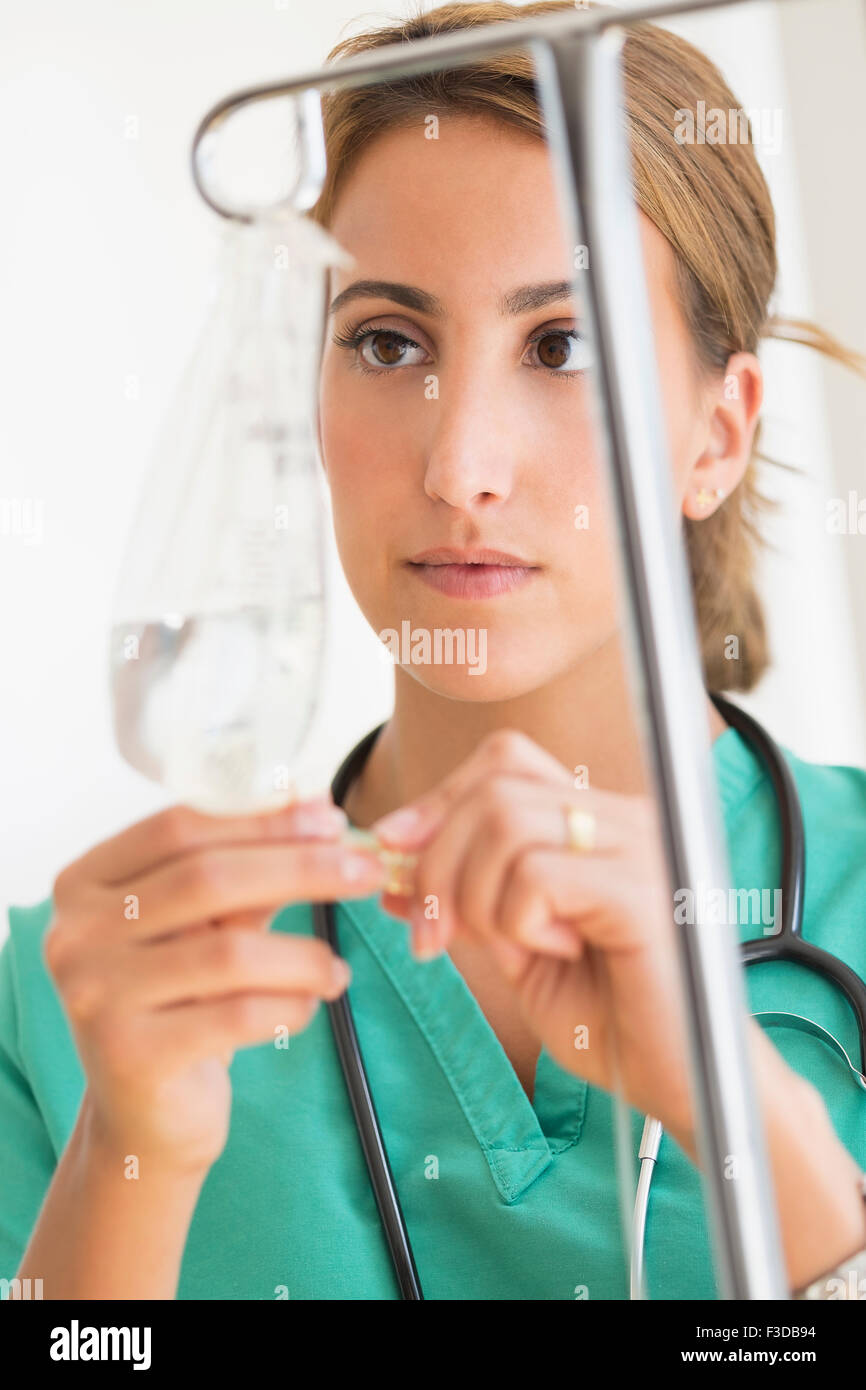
left=308, top=0, right=866, bottom=692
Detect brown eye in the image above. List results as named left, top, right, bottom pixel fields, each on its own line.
left=332, top=322, right=428, bottom=375
left=368, top=331, right=409, bottom=366
left=525, top=327, right=591, bottom=376
left=536, top=333, right=571, bottom=369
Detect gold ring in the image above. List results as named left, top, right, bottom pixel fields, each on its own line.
left=379, top=847, right=418, bottom=897
left=343, top=826, right=418, bottom=896
left=564, top=805, right=596, bottom=853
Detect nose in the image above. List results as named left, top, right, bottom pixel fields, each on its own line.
left=422, top=358, right=519, bottom=509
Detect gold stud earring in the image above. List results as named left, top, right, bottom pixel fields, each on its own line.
left=696, top=486, right=725, bottom=510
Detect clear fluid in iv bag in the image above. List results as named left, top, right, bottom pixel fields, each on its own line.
left=110, top=601, right=323, bottom=816
left=108, top=209, right=351, bottom=814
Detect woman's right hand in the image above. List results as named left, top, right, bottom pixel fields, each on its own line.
left=42, top=796, right=385, bottom=1177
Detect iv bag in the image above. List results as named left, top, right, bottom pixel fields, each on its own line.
left=109, top=210, right=354, bottom=815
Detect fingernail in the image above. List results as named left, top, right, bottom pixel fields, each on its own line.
left=372, top=806, right=424, bottom=844
left=340, top=853, right=384, bottom=882
left=294, top=806, right=348, bottom=836
left=332, top=957, right=352, bottom=989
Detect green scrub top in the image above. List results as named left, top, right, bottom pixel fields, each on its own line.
left=2, top=724, right=866, bottom=1300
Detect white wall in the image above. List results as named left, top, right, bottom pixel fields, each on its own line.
left=2, top=0, right=865, bottom=932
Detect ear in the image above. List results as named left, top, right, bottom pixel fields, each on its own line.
left=681, top=352, right=763, bottom=520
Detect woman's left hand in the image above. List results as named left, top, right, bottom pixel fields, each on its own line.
left=371, top=727, right=710, bottom=1147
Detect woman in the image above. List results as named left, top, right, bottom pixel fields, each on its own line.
left=4, top=0, right=866, bottom=1301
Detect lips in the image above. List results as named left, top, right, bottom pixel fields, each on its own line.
left=407, top=555, right=539, bottom=600
left=407, top=546, right=535, bottom=567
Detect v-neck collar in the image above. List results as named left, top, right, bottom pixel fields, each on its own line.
left=337, top=891, right=584, bottom=1204
left=331, top=722, right=765, bottom=1206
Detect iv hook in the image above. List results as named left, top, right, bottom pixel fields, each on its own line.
left=191, top=85, right=327, bottom=223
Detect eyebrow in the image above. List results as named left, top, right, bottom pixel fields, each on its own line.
left=327, top=278, right=576, bottom=320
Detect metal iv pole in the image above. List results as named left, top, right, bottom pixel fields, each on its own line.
left=190, top=0, right=796, bottom=1299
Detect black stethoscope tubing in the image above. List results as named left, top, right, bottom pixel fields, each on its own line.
left=311, top=694, right=866, bottom=1301
left=313, top=722, right=424, bottom=1300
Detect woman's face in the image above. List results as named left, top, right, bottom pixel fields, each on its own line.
left=317, top=114, right=758, bottom=700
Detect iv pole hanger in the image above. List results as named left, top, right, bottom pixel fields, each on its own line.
left=189, top=0, right=803, bottom=1299
left=193, top=86, right=328, bottom=222
left=191, top=0, right=755, bottom=221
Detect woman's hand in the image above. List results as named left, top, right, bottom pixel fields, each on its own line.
left=372, top=726, right=720, bottom=1145
left=43, top=797, right=385, bottom=1177
left=374, top=726, right=866, bottom=1294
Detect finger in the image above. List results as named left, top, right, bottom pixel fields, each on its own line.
left=410, top=779, right=618, bottom=956
left=147, top=992, right=323, bottom=1068
left=123, top=930, right=351, bottom=1011
left=486, top=935, right=534, bottom=985
left=496, top=854, right=586, bottom=960
left=379, top=891, right=412, bottom=922
left=449, top=783, right=622, bottom=954
left=370, top=728, right=573, bottom=849
left=162, top=906, right=284, bottom=941
left=59, top=795, right=346, bottom=893
left=407, top=777, right=553, bottom=956
left=497, top=848, right=646, bottom=956
left=100, top=840, right=386, bottom=942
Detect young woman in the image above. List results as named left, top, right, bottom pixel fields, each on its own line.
left=4, top=1, right=866, bottom=1301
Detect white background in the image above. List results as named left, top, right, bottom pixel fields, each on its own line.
left=1, top=0, right=865, bottom=931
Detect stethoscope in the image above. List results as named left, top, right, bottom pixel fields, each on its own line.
left=312, top=692, right=866, bottom=1301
